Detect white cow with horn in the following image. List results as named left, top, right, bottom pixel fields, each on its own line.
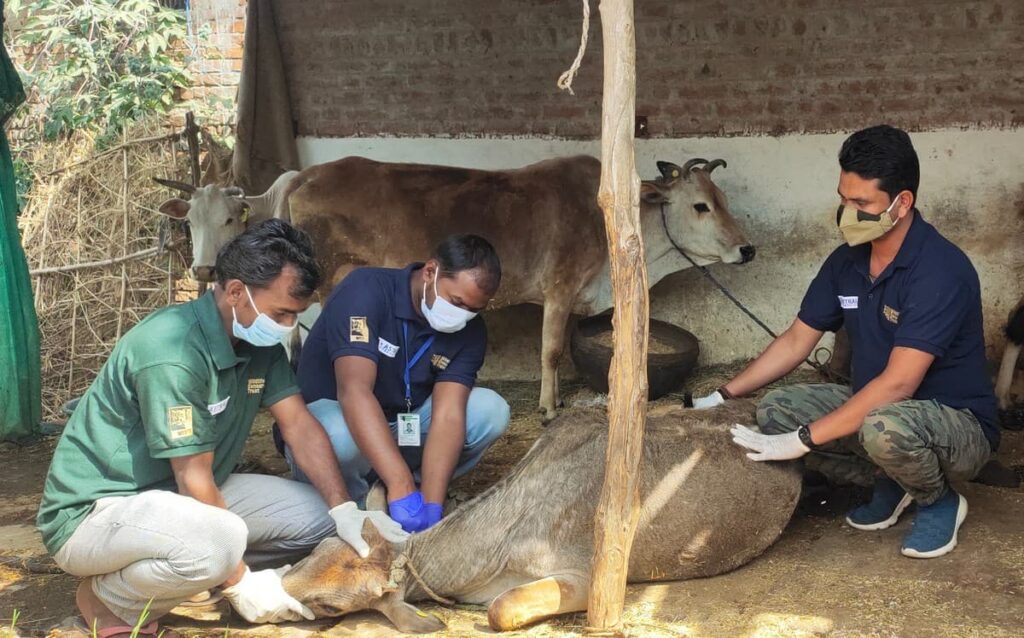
left=154, top=172, right=298, bottom=282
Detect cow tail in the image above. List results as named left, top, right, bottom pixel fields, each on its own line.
left=278, top=170, right=311, bottom=223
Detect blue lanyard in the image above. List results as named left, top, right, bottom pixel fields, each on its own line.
left=402, top=321, right=435, bottom=411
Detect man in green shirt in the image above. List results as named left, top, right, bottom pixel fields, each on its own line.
left=37, top=220, right=407, bottom=636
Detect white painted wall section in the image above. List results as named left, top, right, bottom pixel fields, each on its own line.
left=295, top=130, right=1024, bottom=379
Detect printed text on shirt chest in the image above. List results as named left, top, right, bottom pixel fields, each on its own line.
left=838, top=293, right=900, bottom=325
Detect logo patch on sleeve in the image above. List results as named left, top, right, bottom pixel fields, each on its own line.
left=247, top=378, right=265, bottom=395
left=349, top=317, right=369, bottom=343
left=378, top=337, right=399, bottom=358
left=838, top=296, right=859, bottom=309
left=883, top=305, right=900, bottom=324
left=430, top=354, right=450, bottom=370
left=167, top=405, right=194, bottom=440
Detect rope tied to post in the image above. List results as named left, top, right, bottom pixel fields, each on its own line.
left=557, top=0, right=591, bottom=95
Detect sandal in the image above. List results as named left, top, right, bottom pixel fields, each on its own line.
left=95, top=621, right=160, bottom=638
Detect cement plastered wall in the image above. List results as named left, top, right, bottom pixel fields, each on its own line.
left=295, top=130, right=1024, bottom=382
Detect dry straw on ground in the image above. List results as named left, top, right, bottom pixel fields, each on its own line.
left=15, top=119, right=201, bottom=422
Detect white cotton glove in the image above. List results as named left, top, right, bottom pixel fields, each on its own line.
left=692, top=391, right=726, bottom=410
left=329, top=501, right=410, bottom=558
left=730, top=425, right=810, bottom=462
left=222, top=566, right=315, bottom=624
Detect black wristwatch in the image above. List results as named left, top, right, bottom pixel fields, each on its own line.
left=797, top=425, right=818, bottom=449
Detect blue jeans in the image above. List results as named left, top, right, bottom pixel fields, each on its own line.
left=286, top=387, right=510, bottom=503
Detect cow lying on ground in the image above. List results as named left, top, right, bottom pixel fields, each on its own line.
left=158, top=156, right=755, bottom=420
left=279, top=400, right=800, bottom=633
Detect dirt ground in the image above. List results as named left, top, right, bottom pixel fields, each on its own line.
left=2, top=366, right=1023, bottom=637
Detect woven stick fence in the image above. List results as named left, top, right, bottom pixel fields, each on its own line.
left=15, top=118, right=206, bottom=421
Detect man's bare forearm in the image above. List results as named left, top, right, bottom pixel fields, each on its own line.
left=807, top=375, right=911, bottom=445
left=171, top=456, right=246, bottom=586
left=341, top=389, right=416, bottom=499
left=724, top=321, right=821, bottom=398
left=282, top=412, right=351, bottom=508
left=808, top=347, right=931, bottom=445
left=419, top=410, right=464, bottom=504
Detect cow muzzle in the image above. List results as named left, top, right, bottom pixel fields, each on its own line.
left=739, top=244, right=756, bottom=264
left=192, top=265, right=215, bottom=282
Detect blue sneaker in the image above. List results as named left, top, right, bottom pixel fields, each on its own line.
left=845, top=476, right=914, bottom=531
left=901, top=488, right=968, bottom=559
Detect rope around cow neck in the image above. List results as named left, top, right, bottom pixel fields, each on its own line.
left=658, top=203, right=849, bottom=384
left=388, top=552, right=455, bottom=606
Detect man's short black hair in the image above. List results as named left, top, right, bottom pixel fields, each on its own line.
left=215, top=218, right=321, bottom=298
left=839, top=124, right=920, bottom=204
left=434, top=234, right=501, bottom=296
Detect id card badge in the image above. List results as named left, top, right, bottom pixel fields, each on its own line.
left=397, top=413, right=421, bottom=447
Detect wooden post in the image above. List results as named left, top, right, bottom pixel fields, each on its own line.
left=587, top=0, right=649, bottom=634
left=185, top=111, right=202, bottom=187
left=165, top=137, right=177, bottom=306
left=184, top=111, right=207, bottom=295
left=68, top=189, right=82, bottom=394
left=115, top=128, right=129, bottom=340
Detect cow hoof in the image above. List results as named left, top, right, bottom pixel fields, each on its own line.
left=540, top=408, right=558, bottom=425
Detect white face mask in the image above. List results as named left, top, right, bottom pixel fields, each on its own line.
left=232, top=285, right=294, bottom=346
left=420, top=274, right=477, bottom=333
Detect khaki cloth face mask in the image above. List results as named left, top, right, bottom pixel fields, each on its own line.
left=836, top=196, right=900, bottom=246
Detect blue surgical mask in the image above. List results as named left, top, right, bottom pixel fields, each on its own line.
left=420, top=275, right=477, bottom=333
left=232, top=285, right=294, bottom=346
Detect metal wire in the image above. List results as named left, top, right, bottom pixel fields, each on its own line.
left=659, top=204, right=849, bottom=384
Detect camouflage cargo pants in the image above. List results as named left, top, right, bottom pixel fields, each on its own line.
left=757, top=384, right=991, bottom=505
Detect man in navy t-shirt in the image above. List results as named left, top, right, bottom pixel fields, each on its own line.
left=285, top=235, right=509, bottom=533
left=692, top=125, right=997, bottom=559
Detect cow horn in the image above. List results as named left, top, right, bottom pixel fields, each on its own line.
left=153, top=177, right=197, bottom=194
left=704, top=159, right=728, bottom=173
left=681, top=158, right=709, bottom=174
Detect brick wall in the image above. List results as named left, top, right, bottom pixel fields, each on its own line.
left=179, top=0, right=247, bottom=128
left=273, top=0, right=1023, bottom=138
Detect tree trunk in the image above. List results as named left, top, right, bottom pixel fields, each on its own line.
left=586, top=0, right=648, bottom=634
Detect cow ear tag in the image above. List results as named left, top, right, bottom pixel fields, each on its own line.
left=672, top=169, right=680, bottom=177
left=240, top=205, right=251, bottom=224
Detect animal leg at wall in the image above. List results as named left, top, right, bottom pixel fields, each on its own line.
left=826, top=326, right=852, bottom=382
left=995, top=298, right=1024, bottom=430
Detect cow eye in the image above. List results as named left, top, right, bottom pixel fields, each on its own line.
left=694, top=203, right=710, bottom=213
left=224, top=218, right=234, bottom=226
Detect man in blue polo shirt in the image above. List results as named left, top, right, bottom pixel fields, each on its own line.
left=693, top=125, right=997, bottom=559
left=286, top=234, right=510, bottom=533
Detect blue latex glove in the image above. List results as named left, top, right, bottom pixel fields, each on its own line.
left=421, top=502, right=443, bottom=530
left=389, top=490, right=431, bottom=533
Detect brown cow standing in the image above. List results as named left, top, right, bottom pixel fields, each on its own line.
left=158, top=155, right=755, bottom=419
left=283, top=155, right=754, bottom=419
